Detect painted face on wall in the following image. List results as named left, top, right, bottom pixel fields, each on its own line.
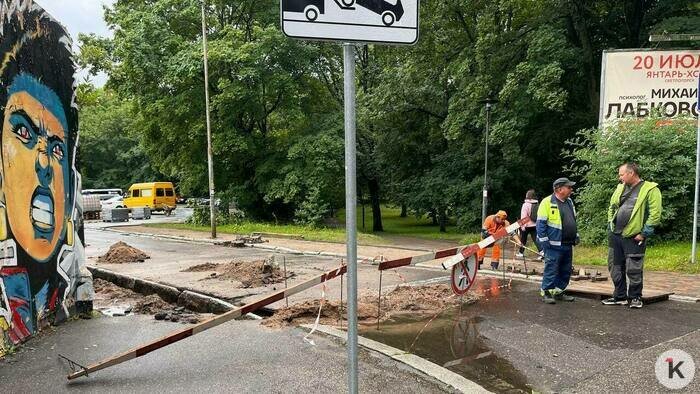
left=1, top=73, right=69, bottom=262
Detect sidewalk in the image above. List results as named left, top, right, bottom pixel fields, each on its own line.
left=109, top=224, right=700, bottom=300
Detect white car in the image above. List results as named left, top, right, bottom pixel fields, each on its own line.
left=100, top=195, right=126, bottom=209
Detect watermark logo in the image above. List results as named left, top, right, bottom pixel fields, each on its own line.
left=655, top=349, right=695, bottom=390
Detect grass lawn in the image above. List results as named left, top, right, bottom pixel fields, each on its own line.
left=575, top=241, right=700, bottom=274
left=147, top=205, right=478, bottom=246
left=337, top=205, right=478, bottom=243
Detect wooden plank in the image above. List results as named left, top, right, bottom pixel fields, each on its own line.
left=66, top=265, right=347, bottom=380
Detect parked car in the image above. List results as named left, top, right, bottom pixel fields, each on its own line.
left=176, top=195, right=188, bottom=204
left=100, top=195, right=126, bottom=209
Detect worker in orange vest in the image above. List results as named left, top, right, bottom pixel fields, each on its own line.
left=477, top=210, right=514, bottom=270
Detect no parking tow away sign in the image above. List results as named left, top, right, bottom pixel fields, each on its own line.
left=281, top=0, right=419, bottom=44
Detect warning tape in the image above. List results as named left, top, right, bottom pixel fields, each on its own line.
left=303, top=283, right=327, bottom=346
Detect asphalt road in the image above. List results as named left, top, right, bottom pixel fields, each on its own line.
left=362, top=277, right=700, bottom=393
left=0, top=314, right=448, bottom=393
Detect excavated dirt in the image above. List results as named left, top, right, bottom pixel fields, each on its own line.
left=263, top=284, right=481, bottom=329
left=97, top=241, right=150, bottom=264
left=181, top=262, right=221, bottom=272
left=202, top=259, right=293, bottom=288
left=92, top=278, right=201, bottom=324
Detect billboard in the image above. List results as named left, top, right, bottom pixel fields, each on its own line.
left=599, top=49, right=700, bottom=127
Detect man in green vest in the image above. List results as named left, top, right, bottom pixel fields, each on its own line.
left=603, top=162, right=662, bottom=309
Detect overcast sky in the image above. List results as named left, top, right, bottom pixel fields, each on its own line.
left=38, top=0, right=116, bottom=86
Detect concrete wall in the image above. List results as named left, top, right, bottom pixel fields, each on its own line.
left=0, top=0, right=93, bottom=356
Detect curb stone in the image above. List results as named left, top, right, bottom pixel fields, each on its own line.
left=300, top=324, right=491, bottom=393
left=88, top=266, right=235, bottom=314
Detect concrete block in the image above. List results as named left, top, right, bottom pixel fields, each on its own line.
left=177, top=290, right=235, bottom=314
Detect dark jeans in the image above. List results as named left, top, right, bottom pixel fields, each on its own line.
left=541, top=246, right=573, bottom=293
left=519, top=227, right=539, bottom=254
left=608, top=231, right=646, bottom=299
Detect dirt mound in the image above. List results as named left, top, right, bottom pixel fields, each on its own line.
left=181, top=262, right=220, bottom=272
left=92, top=278, right=201, bottom=324
left=205, top=258, right=292, bottom=288
left=133, top=294, right=172, bottom=314
left=263, top=284, right=480, bottom=328
left=97, top=241, right=150, bottom=264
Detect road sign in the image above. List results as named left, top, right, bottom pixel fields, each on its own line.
left=281, top=0, right=420, bottom=45
left=450, top=254, right=478, bottom=295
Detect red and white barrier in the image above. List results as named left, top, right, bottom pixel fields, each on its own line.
left=66, top=265, right=347, bottom=380
left=442, top=220, right=526, bottom=270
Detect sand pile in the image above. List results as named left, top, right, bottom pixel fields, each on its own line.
left=93, top=278, right=139, bottom=299
left=97, top=241, right=150, bottom=264
left=181, top=262, right=220, bottom=272
left=133, top=294, right=172, bottom=314
left=204, top=258, right=292, bottom=288
left=263, top=284, right=481, bottom=328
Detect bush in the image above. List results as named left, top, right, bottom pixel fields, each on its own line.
left=186, top=204, right=244, bottom=226
left=293, top=186, right=329, bottom=227
left=567, top=116, right=696, bottom=244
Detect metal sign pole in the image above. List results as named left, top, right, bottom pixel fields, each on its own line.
left=343, top=42, right=359, bottom=393
left=692, top=75, right=700, bottom=264
left=201, top=1, right=216, bottom=239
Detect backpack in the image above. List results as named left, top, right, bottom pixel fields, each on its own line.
left=529, top=202, right=539, bottom=222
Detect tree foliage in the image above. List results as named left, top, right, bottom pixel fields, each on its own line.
left=567, top=116, right=697, bottom=244
left=78, top=0, right=699, bottom=235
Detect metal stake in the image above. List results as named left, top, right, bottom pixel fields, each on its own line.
left=693, top=76, right=700, bottom=264
left=377, top=270, right=382, bottom=330
left=283, top=256, right=288, bottom=307
left=340, top=258, right=344, bottom=328
left=343, top=42, right=358, bottom=394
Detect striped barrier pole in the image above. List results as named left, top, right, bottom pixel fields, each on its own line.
left=66, top=265, right=347, bottom=380
left=442, top=220, right=528, bottom=270
left=377, top=218, right=531, bottom=272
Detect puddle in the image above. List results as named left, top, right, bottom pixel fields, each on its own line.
left=360, top=277, right=533, bottom=393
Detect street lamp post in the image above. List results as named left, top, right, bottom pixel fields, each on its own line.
left=201, top=0, right=216, bottom=239
left=479, top=97, right=498, bottom=225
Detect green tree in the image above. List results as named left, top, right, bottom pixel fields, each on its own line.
left=78, top=86, right=162, bottom=190
left=568, top=116, right=697, bottom=243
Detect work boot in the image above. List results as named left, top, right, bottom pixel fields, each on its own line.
left=554, top=292, right=575, bottom=302
left=542, top=293, right=556, bottom=304
left=491, top=261, right=499, bottom=270
left=601, top=297, right=628, bottom=306
left=629, top=298, right=643, bottom=309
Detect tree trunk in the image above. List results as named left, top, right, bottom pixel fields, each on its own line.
left=400, top=203, right=407, bottom=218
left=439, top=208, right=448, bottom=233
left=367, top=178, right=383, bottom=232
left=566, top=1, right=598, bottom=113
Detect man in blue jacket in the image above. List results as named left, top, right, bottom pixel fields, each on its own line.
left=537, top=178, right=579, bottom=304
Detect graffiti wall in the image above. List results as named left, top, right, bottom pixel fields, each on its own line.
left=0, top=0, right=93, bottom=356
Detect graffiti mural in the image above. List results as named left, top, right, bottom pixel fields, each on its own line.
left=0, top=0, right=93, bottom=356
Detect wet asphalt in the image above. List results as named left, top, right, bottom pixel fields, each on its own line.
left=361, top=277, right=700, bottom=393
left=0, top=314, right=448, bottom=393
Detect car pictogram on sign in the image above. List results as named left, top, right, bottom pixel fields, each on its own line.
left=283, top=0, right=405, bottom=26
left=282, top=0, right=326, bottom=21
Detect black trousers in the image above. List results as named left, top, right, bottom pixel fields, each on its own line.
left=608, top=231, right=646, bottom=299
left=519, top=227, right=539, bottom=254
